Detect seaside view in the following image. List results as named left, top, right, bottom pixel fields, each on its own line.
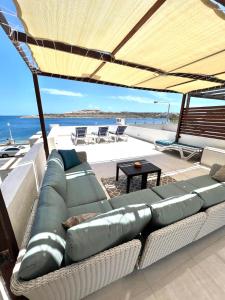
left=0, top=115, right=168, bottom=144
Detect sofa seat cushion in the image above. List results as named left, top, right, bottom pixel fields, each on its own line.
left=67, top=200, right=112, bottom=217
left=152, top=182, right=186, bottom=199
left=184, top=175, right=218, bottom=189
left=18, top=186, right=67, bottom=280
left=66, top=174, right=107, bottom=207
left=42, top=160, right=67, bottom=200
left=192, top=183, right=225, bottom=208
left=65, top=162, right=94, bottom=176
left=110, top=189, right=162, bottom=209
left=65, top=204, right=151, bottom=262
left=150, top=193, right=203, bottom=227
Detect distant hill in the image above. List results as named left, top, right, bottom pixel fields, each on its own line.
left=22, top=110, right=179, bottom=120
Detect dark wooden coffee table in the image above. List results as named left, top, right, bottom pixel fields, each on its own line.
left=116, top=159, right=161, bottom=193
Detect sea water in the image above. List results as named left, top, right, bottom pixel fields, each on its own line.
left=0, top=116, right=166, bottom=143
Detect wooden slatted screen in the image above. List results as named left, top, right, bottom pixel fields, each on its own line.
left=180, top=105, right=225, bottom=140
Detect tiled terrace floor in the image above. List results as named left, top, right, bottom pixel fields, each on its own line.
left=57, top=136, right=225, bottom=300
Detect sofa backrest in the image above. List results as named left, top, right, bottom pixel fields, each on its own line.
left=47, top=149, right=64, bottom=169
left=65, top=204, right=151, bottom=262
left=150, top=193, right=203, bottom=227
left=18, top=186, right=68, bottom=280
left=42, top=159, right=67, bottom=200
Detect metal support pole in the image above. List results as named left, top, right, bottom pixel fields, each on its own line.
left=175, top=94, right=187, bottom=142
left=32, top=73, right=49, bottom=159
left=0, top=189, right=21, bottom=299
left=167, top=103, right=170, bottom=123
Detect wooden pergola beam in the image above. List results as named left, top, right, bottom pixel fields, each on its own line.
left=12, top=32, right=225, bottom=85
left=38, top=71, right=180, bottom=94
left=0, top=190, right=20, bottom=300
left=175, top=94, right=188, bottom=142
left=189, top=94, right=225, bottom=100
left=32, top=73, right=49, bottom=158
left=0, top=11, right=33, bottom=71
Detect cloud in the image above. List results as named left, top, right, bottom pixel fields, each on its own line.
left=110, top=95, right=180, bottom=107
left=41, top=88, right=84, bottom=97
left=110, top=95, right=155, bottom=104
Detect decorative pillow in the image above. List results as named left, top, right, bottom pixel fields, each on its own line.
left=62, top=213, right=97, bottom=229
left=58, top=149, right=81, bottom=171
left=209, top=164, right=223, bottom=177
left=212, top=165, right=225, bottom=182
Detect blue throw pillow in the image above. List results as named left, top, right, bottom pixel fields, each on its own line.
left=58, top=149, right=81, bottom=171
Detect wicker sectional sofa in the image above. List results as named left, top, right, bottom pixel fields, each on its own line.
left=11, top=151, right=225, bottom=300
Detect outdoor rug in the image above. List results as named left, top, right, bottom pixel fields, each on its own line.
left=101, top=174, right=176, bottom=198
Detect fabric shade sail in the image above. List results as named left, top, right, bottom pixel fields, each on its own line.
left=14, top=0, right=225, bottom=93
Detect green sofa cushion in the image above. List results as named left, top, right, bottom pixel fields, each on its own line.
left=47, top=149, right=64, bottom=169
left=42, top=160, right=67, bottom=200
left=58, top=149, right=81, bottom=171
left=192, top=183, right=225, bottom=208
left=152, top=183, right=187, bottom=199
left=66, top=174, right=107, bottom=207
left=65, top=204, right=151, bottom=262
left=110, top=189, right=162, bottom=209
left=67, top=200, right=112, bottom=217
left=65, top=162, right=94, bottom=176
left=18, top=187, right=67, bottom=280
left=184, top=175, right=218, bottom=189
left=150, top=193, right=203, bottom=227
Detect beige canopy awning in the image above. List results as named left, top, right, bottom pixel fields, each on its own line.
left=11, top=0, right=225, bottom=93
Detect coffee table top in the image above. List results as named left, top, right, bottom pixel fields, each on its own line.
left=117, top=159, right=161, bottom=176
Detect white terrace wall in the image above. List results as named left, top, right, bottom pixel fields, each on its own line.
left=1, top=141, right=46, bottom=246
left=126, top=125, right=176, bottom=143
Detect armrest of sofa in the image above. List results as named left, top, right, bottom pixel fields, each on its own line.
left=77, top=151, right=87, bottom=163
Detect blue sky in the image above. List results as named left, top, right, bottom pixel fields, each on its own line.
left=0, top=0, right=224, bottom=116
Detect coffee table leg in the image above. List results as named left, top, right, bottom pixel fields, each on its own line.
left=116, top=165, right=119, bottom=181
left=156, top=170, right=161, bottom=186
left=141, top=174, right=148, bottom=189
left=126, top=176, right=131, bottom=193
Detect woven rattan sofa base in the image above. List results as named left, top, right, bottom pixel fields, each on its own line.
left=11, top=199, right=142, bottom=300
left=138, top=212, right=206, bottom=269
left=195, top=202, right=225, bottom=241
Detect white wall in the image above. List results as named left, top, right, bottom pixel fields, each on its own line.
left=1, top=141, right=46, bottom=246
left=179, top=134, right=225, bottom=150
left=126, top=125, right=176, bottom=143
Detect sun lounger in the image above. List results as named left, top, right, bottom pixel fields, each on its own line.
left=154, top=140, right=203, bottom=160
left=92, top=126, right=109, bottom=143
left=71, top=127, right=88, bottom=145
left=109, top=125, right=128, bottom=142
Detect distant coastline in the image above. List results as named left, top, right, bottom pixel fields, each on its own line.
left=21, top=110, right=179, bottom=120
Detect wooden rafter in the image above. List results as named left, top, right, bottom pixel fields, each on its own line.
left=12, top=31, right=225, bottom=85
left=0, top=11, right=33, bottom=71
left=37, top=70, right=179, bottom=94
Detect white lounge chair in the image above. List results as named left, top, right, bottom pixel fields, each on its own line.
left=109, top=125, right=128, bottom=142
left=71, top=127, right=88, bottom=145
left=154, top=140, right=203, bottom=161
left=92, top=126, right=110, bottom=143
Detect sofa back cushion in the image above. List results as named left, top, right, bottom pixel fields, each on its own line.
left=65, top=204, right=151, bottom=262
left=47, top=149, right=64, bottom=169
left=192, top=183, right=225, bottom=208
left=150, top=194, right=203, bottom=227
left=18, top=186, right=68, bottom=280
left=42, top=160, right=67, bottom=200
